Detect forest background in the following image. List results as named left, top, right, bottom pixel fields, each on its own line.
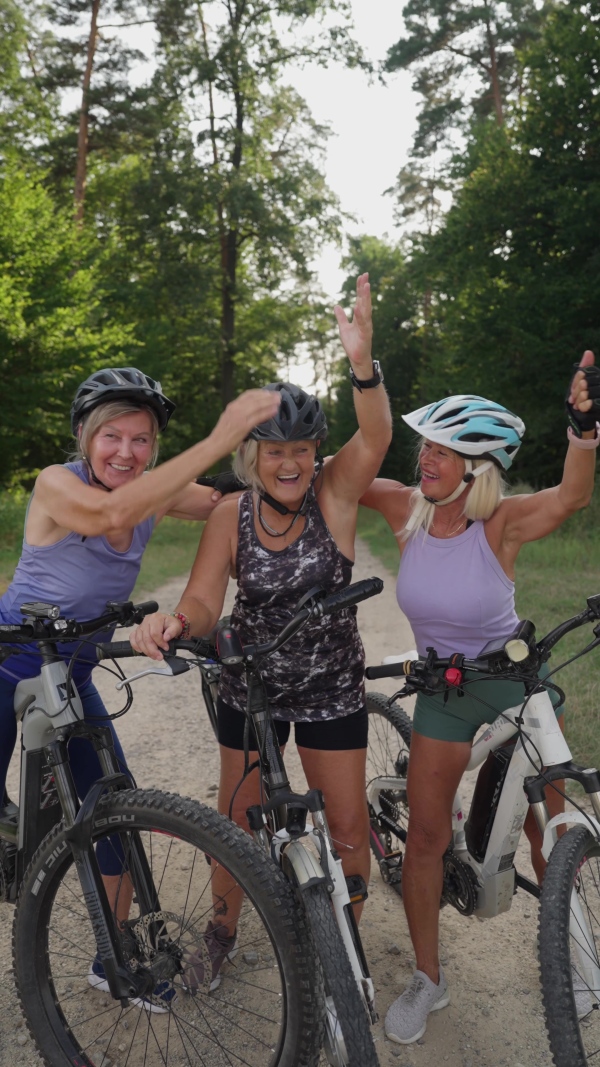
left=0, top=0, right=599, bottom=763
left=2, top=0, right=599, bottom=488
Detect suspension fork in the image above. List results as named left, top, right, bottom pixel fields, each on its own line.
left=45, top=734, right=159, bottom=1003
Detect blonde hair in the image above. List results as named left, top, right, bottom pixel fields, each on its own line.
left=233, top=439, right=264, bottom=493
left=72, top=402, right=160, bottom=468
left=233, top=438, right=319, bottom=495
left=400, top=454, right=506, bottom=540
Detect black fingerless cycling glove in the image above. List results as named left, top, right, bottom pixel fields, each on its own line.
left=565, top=364, right=600, bottom=436
left=196, top=471, right=248, bottom=494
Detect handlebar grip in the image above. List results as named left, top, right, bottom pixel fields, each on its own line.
left=365, top=660, right=415, bottom=680
left=97, top=642, right=143, bottom=661
left=133, top=601, right=159, bottom=618
left=319, top=577, right=384, bottom=617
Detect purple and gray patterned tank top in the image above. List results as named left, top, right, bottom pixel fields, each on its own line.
left=218, top=489, right=365, bottom=721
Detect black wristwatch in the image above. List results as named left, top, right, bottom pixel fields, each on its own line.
left=349, top=360, right=384, bottom=392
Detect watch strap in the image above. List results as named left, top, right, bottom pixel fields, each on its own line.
left=349, top=360, right=383, bottom=392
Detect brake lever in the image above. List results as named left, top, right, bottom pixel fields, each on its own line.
left=115, top=657, right=197, bottom=690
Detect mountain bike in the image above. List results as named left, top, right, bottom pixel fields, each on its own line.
left=108, top=577, right=385, bottom=1067
left=0, top=599, right=322, bottom=1067
left=364, top=594, right=600, bottom=1067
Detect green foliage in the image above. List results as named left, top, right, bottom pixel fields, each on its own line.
left=402, top=1, right=600, bottom=486
left=0, top=488, right=27, bottom=592
left=386, top=0, right=544, bottom=152
left=0, top=165, right=134, bottom=483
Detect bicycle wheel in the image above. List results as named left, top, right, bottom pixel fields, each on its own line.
left=14, top=788, right=322, bottom=1067
left=302, top=884, right=378, bottom=1067
left=366, top=692, right=412, bottom=895
left=539, top=824, right=600, bottom=1067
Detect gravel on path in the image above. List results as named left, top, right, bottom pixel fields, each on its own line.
left=0, top=539, right=553, bottom=1067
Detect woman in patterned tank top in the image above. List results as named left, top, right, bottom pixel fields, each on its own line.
left=131, top=275, right=394, bottom=975
left=359, top=358, right=599, bottom=1044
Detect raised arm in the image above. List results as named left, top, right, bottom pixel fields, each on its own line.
left=34, top=389, right=280, bottom=538
left=359, top=477, right=413, bottom=536
left=499, top=352, right=598, bottom=546
left=323, top=275, right=393, bottom=503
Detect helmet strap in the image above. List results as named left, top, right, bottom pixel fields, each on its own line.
left=421, top=459, right=493, bottom=506
left=84, top=456, right=113, bottom=493
left=258, top=456, right=322, bottom=516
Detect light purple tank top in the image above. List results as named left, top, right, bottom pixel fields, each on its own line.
left=0, top=461, right=154, bottom=682
left=396, top=520, right=519, bottom=658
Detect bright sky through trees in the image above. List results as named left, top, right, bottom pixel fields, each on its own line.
left=286, top=0, right=417, bottom=302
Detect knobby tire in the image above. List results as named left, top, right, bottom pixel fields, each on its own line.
left=13, top=788, right=322, bottom=1067
left=302, top=883, right=378, bottom=1067
left=539, top=824, right=600, bottom=1067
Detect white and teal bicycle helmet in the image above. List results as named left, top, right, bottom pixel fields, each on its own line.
left=402, top=395, right=525, bottom=471
left=402, top=395, right=525, bottom=510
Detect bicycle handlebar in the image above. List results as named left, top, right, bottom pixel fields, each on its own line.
left=317, top=577, right=384, bottom=616
left=0, top=600, right=159, bottom=646
left=96, top=637, right=212, bottom=661
left=96, top=579, right=384, bottom=667
left=365, top=593, right=600, bottom=684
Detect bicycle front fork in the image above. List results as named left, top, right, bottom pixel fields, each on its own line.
left=248, top=792, right=377, bottom=1021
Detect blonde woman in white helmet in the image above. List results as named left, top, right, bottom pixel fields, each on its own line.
left=360, top=355, right=599, bottom=1045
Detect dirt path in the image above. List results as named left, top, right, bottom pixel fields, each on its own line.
left=0, top=540, right=553, bottom=1067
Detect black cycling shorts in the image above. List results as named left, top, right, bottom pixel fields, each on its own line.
left=216, top=698, right=368, bottom=752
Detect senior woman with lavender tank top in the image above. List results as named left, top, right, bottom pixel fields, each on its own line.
left=0, top=368, right=280, bottom=1010
left=360, top=353, right=600, bottom=1046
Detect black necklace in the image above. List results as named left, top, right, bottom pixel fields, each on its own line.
left=257, top=492, right=308, bottom=538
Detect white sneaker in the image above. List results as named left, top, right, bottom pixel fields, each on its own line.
left=385, top=968, right=449, bottom=1044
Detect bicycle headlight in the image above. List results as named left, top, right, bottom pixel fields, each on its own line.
left=504, top=620, right=536, bottom=663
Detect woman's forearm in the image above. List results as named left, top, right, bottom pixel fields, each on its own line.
left=557, top=428, right=597, bottom=511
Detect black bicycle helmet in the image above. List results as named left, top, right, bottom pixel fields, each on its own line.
left=70, top=367, right=176, bottom=433
left=248, top=382, right=328, bottom=442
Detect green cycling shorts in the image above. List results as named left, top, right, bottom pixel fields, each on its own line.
left=412, top=663, right=562, bottom=743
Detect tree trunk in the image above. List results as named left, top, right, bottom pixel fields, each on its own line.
left=220, top=86, right=243, bottom=415
left=74, top=0, right=101, bottom=223
left=484, top=2, right=504, bottom=126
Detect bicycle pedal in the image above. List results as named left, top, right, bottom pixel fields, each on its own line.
left=345, top=874, right=368, bottom=904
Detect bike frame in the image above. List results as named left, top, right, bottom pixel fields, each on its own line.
left=368, top=668, right=600, bottom=998
left=242, top=672, right=377, bottom=1021
left=0, top=615, right=171, bottom=1004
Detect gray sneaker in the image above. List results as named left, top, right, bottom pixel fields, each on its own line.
left=385, top=968, right=449, bottom=1044
left=182, top=921, right=238, bottom=994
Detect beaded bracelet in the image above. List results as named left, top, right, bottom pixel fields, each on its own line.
left=170, top=611, right=191, bottom=639
left=567, top=425, right=600, bottom=450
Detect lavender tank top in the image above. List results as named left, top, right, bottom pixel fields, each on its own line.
left=218, top=489, right=365, bottom=720
left=397, top=520, right=519, bottom=659
left=0, top=461, right=154, bottom=683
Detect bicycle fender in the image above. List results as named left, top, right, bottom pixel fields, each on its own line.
left=281, top=840, right=330, bottom=891
left=542, top=811, right=600, bottom=861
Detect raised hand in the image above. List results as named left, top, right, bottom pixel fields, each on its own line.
left=569, top=350, right=596, bottom=413
left=333, top=273, right=373, bottom=373
left=212, top=388, right=281, bottom=455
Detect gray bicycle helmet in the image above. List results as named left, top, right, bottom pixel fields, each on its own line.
left=402, top=394, right=525, bottom=471
left=248, top=382, right=328, bottom=442
left=71, top=367, right=176, bottom=433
